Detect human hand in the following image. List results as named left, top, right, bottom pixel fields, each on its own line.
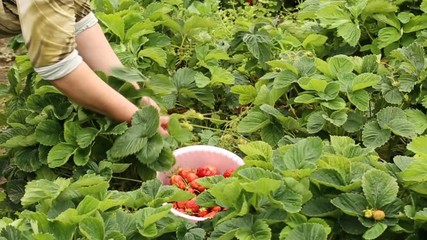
left=141, top=96, right=170, bottom=136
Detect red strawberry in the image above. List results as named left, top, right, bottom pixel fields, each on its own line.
left=196, top=165, right=220, bottom=177
left=205, top=211, right=218, bottom=218
left=185, top=199, right=199, bottom=213
left=223, top=168, right=235, bottom=178
left=197, top=208, right=209, bottom=217
left=178, top=168, right=193, bottom=178
left=170, top=175, right=186, bottom=189
left=183, top=172, right=199, bottom=183
left=187, top=187, right=196, bottom=194
left=190, top=179, right=205, bottom=192
left=210, top=206, right=222, bottom=212
left=176, top=200, right=187, bottom=209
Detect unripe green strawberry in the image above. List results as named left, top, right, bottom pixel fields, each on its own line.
left=363, top=209, right=373, bottom=218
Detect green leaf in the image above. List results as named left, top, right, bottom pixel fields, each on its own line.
left=14, top=147, right=42, bottom=172
left=407, top=135, right=427, bottom=156
left=362, top=169, right=399, bottom=209
left=138, top=47, right=167, bottom=67
left=311, top=169, right=359, bottom=192
left=361, top=55, right=379, bottom=73
left=376, top=27, right=401, bottom=49
left=261, top=123, right=284, bottom=146
left=320, top=97, right=346, bottom=110
left=403, top=14, right=427, bottom=33
left=209, top=66, right=235, bottom=85
left=194, top=72, right=211, bottom=88
left=362, top=222, right=387, bottom=240
left=110, top=67, right=148, bottom=83
left=337, top=22, right=361, bottom=47
left=7, top=109, right=31, bottom=128
left=131, top=107, right=159, bottom=138
left=147, top=147, right=176, bottom=172
left=239, top=141, right=273, bottom=162
left=347, top=0, right=368, bottom=18
left=323, top=110, right=347, bottom=127
left=405, top=109, right=427, bottom=134
left=35, top=120, right=63, bottom=146
left=422, top=0, right=427, bottom=13
left=316, top=5, right=352, bottom=28
left=98, top=13, right=125, bottom=40
left=285, top=223, right=327, bottom=240
left=302, top=34, right=328, bottom=49
left=230, top=85, right=257, bottom=105
left=331, top=193, right=367, bottom=216
left=173, top=68, right=215, bottom=108
left=343, top=112, right=366, bottom=133
left=328, top=55, right=354, bottom=78
left=21, top=178, right=70, bottom=207
left=79, top=217, right=105, bottom=240
left=73, top=147, right=91, bottom=166
left=381, top=83, right=402, bottom=104
left=294, top=94, right=319, bottom=104
left=271, top=185, right=304, bottom=213
left=238, top=109, right=270, bottom=133
left=136, top=133, right=163, bottom=164
left=241, top=178, right=281, bottom=195
left=235, top=219, right=272, bottom=240
left=6, top=179, right=26, bottom=204
left=352, top=73, right=381, bottom=91
left=47, top=142, right=77, bottom=168
left=76, top=127, right=98, bottom=149
left=108, top=126, right=148, bottom=159
left=307, top=111, right=326, bottom=134
left=63, top=121, right=79, bottom=145
left=318, top=82, right=340, bottom=100
left=277, top=137, right=323, bottom=170
left=298, top=78, right=328, bottom=92
left=242, top=32, right=273, bottom=64
left=348, top=90, right=370, bottom=111
left=362, top=121, right=391, bottom=149
left=301, top=197, right=337, bottom=217
left=385, top=119, right=417, bottom=138
left=401, top=157, right=427, bottom=183
left=136, top=205, right=172, bottom=238
left=168, top=118, right=193, bottom=144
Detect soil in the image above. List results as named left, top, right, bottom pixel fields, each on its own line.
left=0, top=38, right=14, bottom=85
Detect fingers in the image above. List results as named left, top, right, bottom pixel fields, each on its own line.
left=158, top=115, right=170, bottom=136
left=141, top=96, right=160, bottom=112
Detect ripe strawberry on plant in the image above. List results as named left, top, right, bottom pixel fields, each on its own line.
left=170, top=175, right=186, bottom=189
left=373, top=210, right=386, bottom=221
left=223, top=168, right=235, bottom=178
left=196, top=165, right=220, bottom=177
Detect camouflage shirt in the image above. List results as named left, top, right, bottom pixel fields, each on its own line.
left=0, top=0, right=97, bottom=80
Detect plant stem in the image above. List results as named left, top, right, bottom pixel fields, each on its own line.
left=112, top=176, right=143, bottom=183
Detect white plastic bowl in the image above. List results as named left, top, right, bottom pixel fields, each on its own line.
left=157, top=145, right=244, bottom=222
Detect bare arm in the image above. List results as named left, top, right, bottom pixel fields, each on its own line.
left=51, top=62, right=138, bottom=123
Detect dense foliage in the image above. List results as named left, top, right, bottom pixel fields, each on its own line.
left=1, top=0, right=427, bottom=239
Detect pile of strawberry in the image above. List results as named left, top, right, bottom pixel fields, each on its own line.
left=169, top=165, right=235, bottom=218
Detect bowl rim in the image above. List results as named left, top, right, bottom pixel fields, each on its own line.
left=166, top=145, right=244, bottom=222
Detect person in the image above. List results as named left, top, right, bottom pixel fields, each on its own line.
left=0, top=0, right=169, bottom=135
